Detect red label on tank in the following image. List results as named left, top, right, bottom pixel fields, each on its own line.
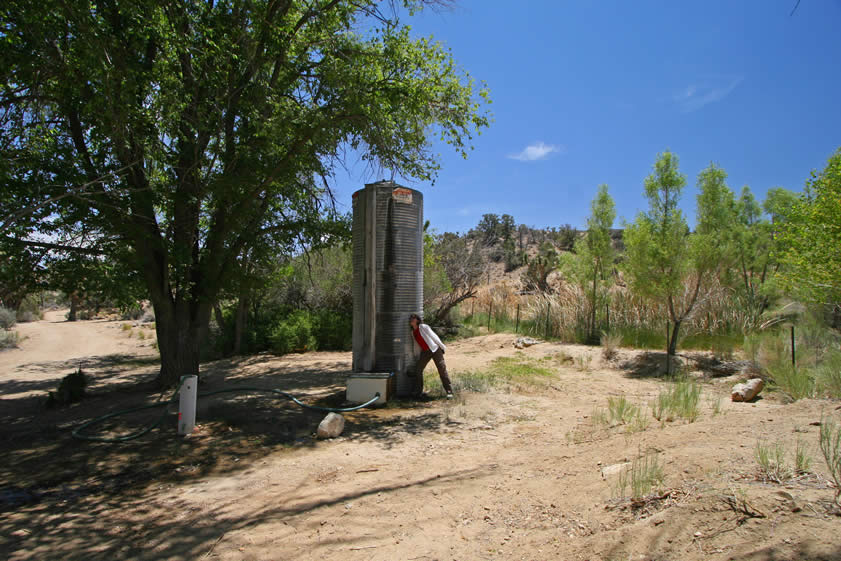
left=392, top=188, right=412, bottom=204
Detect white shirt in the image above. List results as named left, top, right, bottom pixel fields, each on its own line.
left=412, top=323, right=447, bottom=355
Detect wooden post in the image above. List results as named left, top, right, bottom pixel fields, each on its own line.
left=665, top=321, right=671, bottom=377
left=488, top=300, right=493, bottom=332
left=515, top=303, right=520, bottom=333
left=545, top=301, right=551, bottom=339
left=791, top=325, right=796, bottom=368
left=470, top=298, right=475, bottom=319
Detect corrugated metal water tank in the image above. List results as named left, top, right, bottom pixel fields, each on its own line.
left=352, top=181, right=423, bottom=397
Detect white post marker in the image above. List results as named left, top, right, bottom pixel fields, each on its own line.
left=178, top=375, right=198, bottom=435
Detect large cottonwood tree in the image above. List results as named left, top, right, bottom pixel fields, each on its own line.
left=0, top=0, right=490, bottom=386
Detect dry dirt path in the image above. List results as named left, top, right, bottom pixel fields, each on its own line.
left=2, top=332, right=840, bottom=561
left=0, top=310, right=158, bottom=402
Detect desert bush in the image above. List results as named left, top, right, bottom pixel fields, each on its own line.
left=601, top=331, right=621, bottom=360
left=0, top=306, right=16, bottom=330
left=766, top=363, right=815, bottom=401
left=46, top=367, right=87, bottom=408
left=819, top=415, right=841, bottom=505
left=0, top=330, right=20, bottom=349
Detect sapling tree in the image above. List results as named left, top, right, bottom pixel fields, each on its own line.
left=624, top=153, right=733, bottom=357
left=560, top=184, right=615, bottom=341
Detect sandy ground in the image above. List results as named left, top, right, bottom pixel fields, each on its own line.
left=1, top=314, right=840, bottom=561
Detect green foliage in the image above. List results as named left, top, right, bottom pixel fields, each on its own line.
left=795, top=438, right=812, bottom=474
left=776, top=149, right=841, bottom=305
left=270, top=311, right=317, bottom=355
left=523, top=241, right=558, bottom=293
left=0, top=0, right=490, bottom=385
left=559, top=185, right=615, bottom=341
left=46, top=367, right=87, bottom=408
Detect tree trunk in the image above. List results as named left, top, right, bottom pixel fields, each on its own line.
left=668, top=319, right=681, bottom=356
left=68, top=292, right=79, bottom=322
left=152, top=296, right=212, bottom=388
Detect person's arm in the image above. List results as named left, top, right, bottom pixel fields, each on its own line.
left=421, top=324, right=446, bottom=353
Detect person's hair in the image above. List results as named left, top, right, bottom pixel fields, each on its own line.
left=408, top=313, right=423, bottom=324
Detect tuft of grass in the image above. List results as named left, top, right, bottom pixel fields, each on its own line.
left=121, top=322, right=132, bottom=331
left=708, top=393, right=723, bottom=417
left=575, top=354, right=592, bottom=372
left=613, top=448, right=665, bottom=499
left=607, top=396, right=640, bottom=426
left=819, top=415, right=841, bottom=506
left=755, top=440, right=792, bottom=483
left=767, top=363, right=814, bottom=401
left=651, top=378, right=702, bottom=424
left=815, top=351, right=841, bottom=399
left=601, top=331, right=622, bottom=361
left=0, top=329, right=20, bottom=349
left=795, top=438, right=812, bottom=474
left=137, top=330, right=146, bottom=340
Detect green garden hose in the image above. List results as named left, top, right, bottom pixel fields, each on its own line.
left=71, top=382, right=381, bottom=443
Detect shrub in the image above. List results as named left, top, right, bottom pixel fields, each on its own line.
left=0, top=330, right=20, bottom=349
left=270, top=311, right=317, bottom=355
left=601, top=331, right=621, bottom=361
left=46, top=367, right=87, bottom=408
left=0, top=306, right=16, bottom=330
left=767, top=363, right=814, bottom=401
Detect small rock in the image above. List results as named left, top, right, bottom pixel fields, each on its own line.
left=731, top=378, right=764, bottom=402
left=601, top=462, right=630, bottom=478
left=316, top=412, right=345, bottom=439
left=694, top=531, right=703, bottom=538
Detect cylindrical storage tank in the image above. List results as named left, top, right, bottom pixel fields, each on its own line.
left=352, top=181, right=423, bottom=396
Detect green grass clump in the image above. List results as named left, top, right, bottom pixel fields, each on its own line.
left=767, top=363, right=814, bottom=401
left=651, top=378, right=702, bottom=424
left=754, top=440, right=792, bottom=483
left=819, top=416, right=841, bottom=506
left=607, top=396, right=640, bottom=425
left=613, top=449, right=665, bottom=499
left=425, top=354, right=555, bottom=395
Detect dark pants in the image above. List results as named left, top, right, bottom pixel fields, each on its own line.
left=411, top=349, right=453, bottom=396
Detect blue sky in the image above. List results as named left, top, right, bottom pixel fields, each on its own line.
left=334, top=0, right=841, bottom=233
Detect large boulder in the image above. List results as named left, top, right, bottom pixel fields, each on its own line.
left=731, top=378, right=764, bottom=402
left=317, top=412, right=345, bottom=439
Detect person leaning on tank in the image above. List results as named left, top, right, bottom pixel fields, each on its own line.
left=408, top=313, right=454, bottom=399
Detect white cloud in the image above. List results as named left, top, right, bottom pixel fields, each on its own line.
left=507, top=141, right=564, bottom=162
left=675, top=77, right=743, bottom=112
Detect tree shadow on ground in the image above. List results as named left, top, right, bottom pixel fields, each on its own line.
left=618, top=351, right=682, bottom=379
left=1, top=462, right=488, bottom=561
